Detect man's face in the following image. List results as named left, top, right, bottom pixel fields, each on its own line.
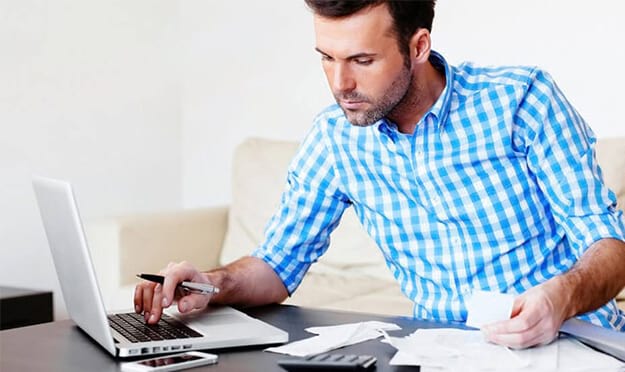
left=313, top=4, right=412, bottom=126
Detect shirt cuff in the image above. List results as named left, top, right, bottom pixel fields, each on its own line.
left=250, top=247, right=312, bottom=295
left=565, top=210, right=625, bottom=259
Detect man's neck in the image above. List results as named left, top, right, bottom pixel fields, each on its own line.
left=388, top=61, right=446, bottom=134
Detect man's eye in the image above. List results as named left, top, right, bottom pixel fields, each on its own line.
left=354, top=58, right=373, bottom=66
left=321, top=55, right=333, bottom=62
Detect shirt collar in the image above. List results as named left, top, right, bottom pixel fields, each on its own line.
left=377, top=50, right=453, bottom=138
left=427, top=50, right=453, bottom=130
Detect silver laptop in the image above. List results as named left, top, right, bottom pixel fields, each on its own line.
left=32, top=176, right=288, bottom=358
left=560, top=318, right=625, bottom=362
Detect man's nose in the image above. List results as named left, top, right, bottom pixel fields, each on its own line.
left=332, top=64, right=355, bottom=94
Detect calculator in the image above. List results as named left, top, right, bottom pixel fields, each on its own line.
left=277, top=353, right=377, bottom=371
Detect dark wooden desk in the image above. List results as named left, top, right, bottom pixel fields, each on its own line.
left=0, top=304, right=450, bottom=371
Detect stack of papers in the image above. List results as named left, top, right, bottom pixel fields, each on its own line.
left=265, top=289, right=624, bottom=371
left=383, top=328, right=625, bottom=371
left=265, top=321, right=400, bottom=357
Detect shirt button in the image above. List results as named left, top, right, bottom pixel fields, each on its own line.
left=460, top=284, right=471, bottom=295
left=451, top=237, right=461, bottom=245
left=431, top=195, right=440, bottom=205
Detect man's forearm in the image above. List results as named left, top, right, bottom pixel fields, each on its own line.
left=203, top=256, right=289, bottom=307
left=557, top=238, right=625, bottom=318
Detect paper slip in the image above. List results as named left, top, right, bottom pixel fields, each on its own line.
left=465, top=290, right=515, bottom=329
left=383, top=328, right=528, bottom=370
left=383, top=328, right=625, bottom=372
left=265, top=321, right=400, bottom=357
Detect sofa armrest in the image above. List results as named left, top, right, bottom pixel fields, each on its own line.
left=85, top=207, right=228, bottom=310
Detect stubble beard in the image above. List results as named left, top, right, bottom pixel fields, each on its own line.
left=334, top=64, right=414, bottom=127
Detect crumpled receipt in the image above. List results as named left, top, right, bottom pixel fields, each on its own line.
left=265, top=321, right=401, bottom=357
left=382, top=328, right=529, bottom=371
left=382, top=328, right=624, bottom=372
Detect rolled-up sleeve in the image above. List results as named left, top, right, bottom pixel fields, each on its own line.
left=251, top=122, right=350, bottom=294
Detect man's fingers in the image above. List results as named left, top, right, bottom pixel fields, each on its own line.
left=484, top=303, right=540, bottom=335
left=177, top=293, right=211, bottom=313
left=142, top=284, right=155, bottom=321
left=134, top=285, right=144, bottom=314
left=486, top=313, right=539, bottom=334
left=147, top=284, right=164, bottom=324
left=488, top=327, right=542, bottom=349
left=161, top=262, right=199, bottom=308
left=486, top=321, right=556, bottom=349
left=161, top=273, right=182, bottom=308
left=482, top=291, right=560, bottom=348
left=136, top=261, right=209, bottom=321
left=509, top=296, right=524, bottom=318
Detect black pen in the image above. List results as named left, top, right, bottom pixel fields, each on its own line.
left=137, top=273, right=220, bottom=295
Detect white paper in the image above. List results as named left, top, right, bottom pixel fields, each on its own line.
left=465, top=290, right=515, bottom=329
left=513, top=340, right=558, bottom=371
left=554, top=336, right=624, bottom=372
left=384, top=329, right=625, bottom=372
left=384, top=328, right=527, bottom=371
left=264, top=321, right=400, bottom=357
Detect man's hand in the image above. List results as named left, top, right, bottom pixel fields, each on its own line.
left=134, top=261, right=215, bottom=324
left=133, top=256, right=289, bottom=325
left=481, top=280, right=570, bottom=348
left=482, top=239, right=625, bottom=349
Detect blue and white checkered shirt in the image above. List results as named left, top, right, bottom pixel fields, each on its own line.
left=251, top=51, right=625, bottom=330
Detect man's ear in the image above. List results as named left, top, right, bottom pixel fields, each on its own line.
left=410, top=28, right=432, bottom=64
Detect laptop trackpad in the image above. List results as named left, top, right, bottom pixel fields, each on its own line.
left=166, top=306, right=266, bottom=335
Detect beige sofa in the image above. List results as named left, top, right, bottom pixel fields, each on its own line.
left=87, top=137, right=625, bottom=315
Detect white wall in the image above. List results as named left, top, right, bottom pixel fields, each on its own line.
left=0, top=0, right=182, bottom=319
left=433, top=0, right=625, bottom=138
left=180, top=0, right=625, bottom=208
left=179, top=0, right=330, bottom=207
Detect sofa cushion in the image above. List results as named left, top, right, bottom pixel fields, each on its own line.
left=283, top=272, right=414, bottom=316
left=220, top=138, right=392, bottom=281
left=595, top=138, right=625, bottom=211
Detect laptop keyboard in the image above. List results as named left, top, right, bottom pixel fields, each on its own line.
left=108, top=312, right=203, bottom=343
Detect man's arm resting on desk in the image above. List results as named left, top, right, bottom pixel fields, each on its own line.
left=484, top=238, right=625, bottom=348
left=134, top=256, right=288, bottom=324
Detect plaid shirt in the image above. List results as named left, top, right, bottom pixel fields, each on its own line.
left=252, top=51, right=625, bottom=330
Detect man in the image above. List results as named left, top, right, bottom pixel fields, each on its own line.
left=135, top=1, right=625, bottom=348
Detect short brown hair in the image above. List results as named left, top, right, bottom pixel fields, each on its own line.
left=304, top=0, right=436, bottom=63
